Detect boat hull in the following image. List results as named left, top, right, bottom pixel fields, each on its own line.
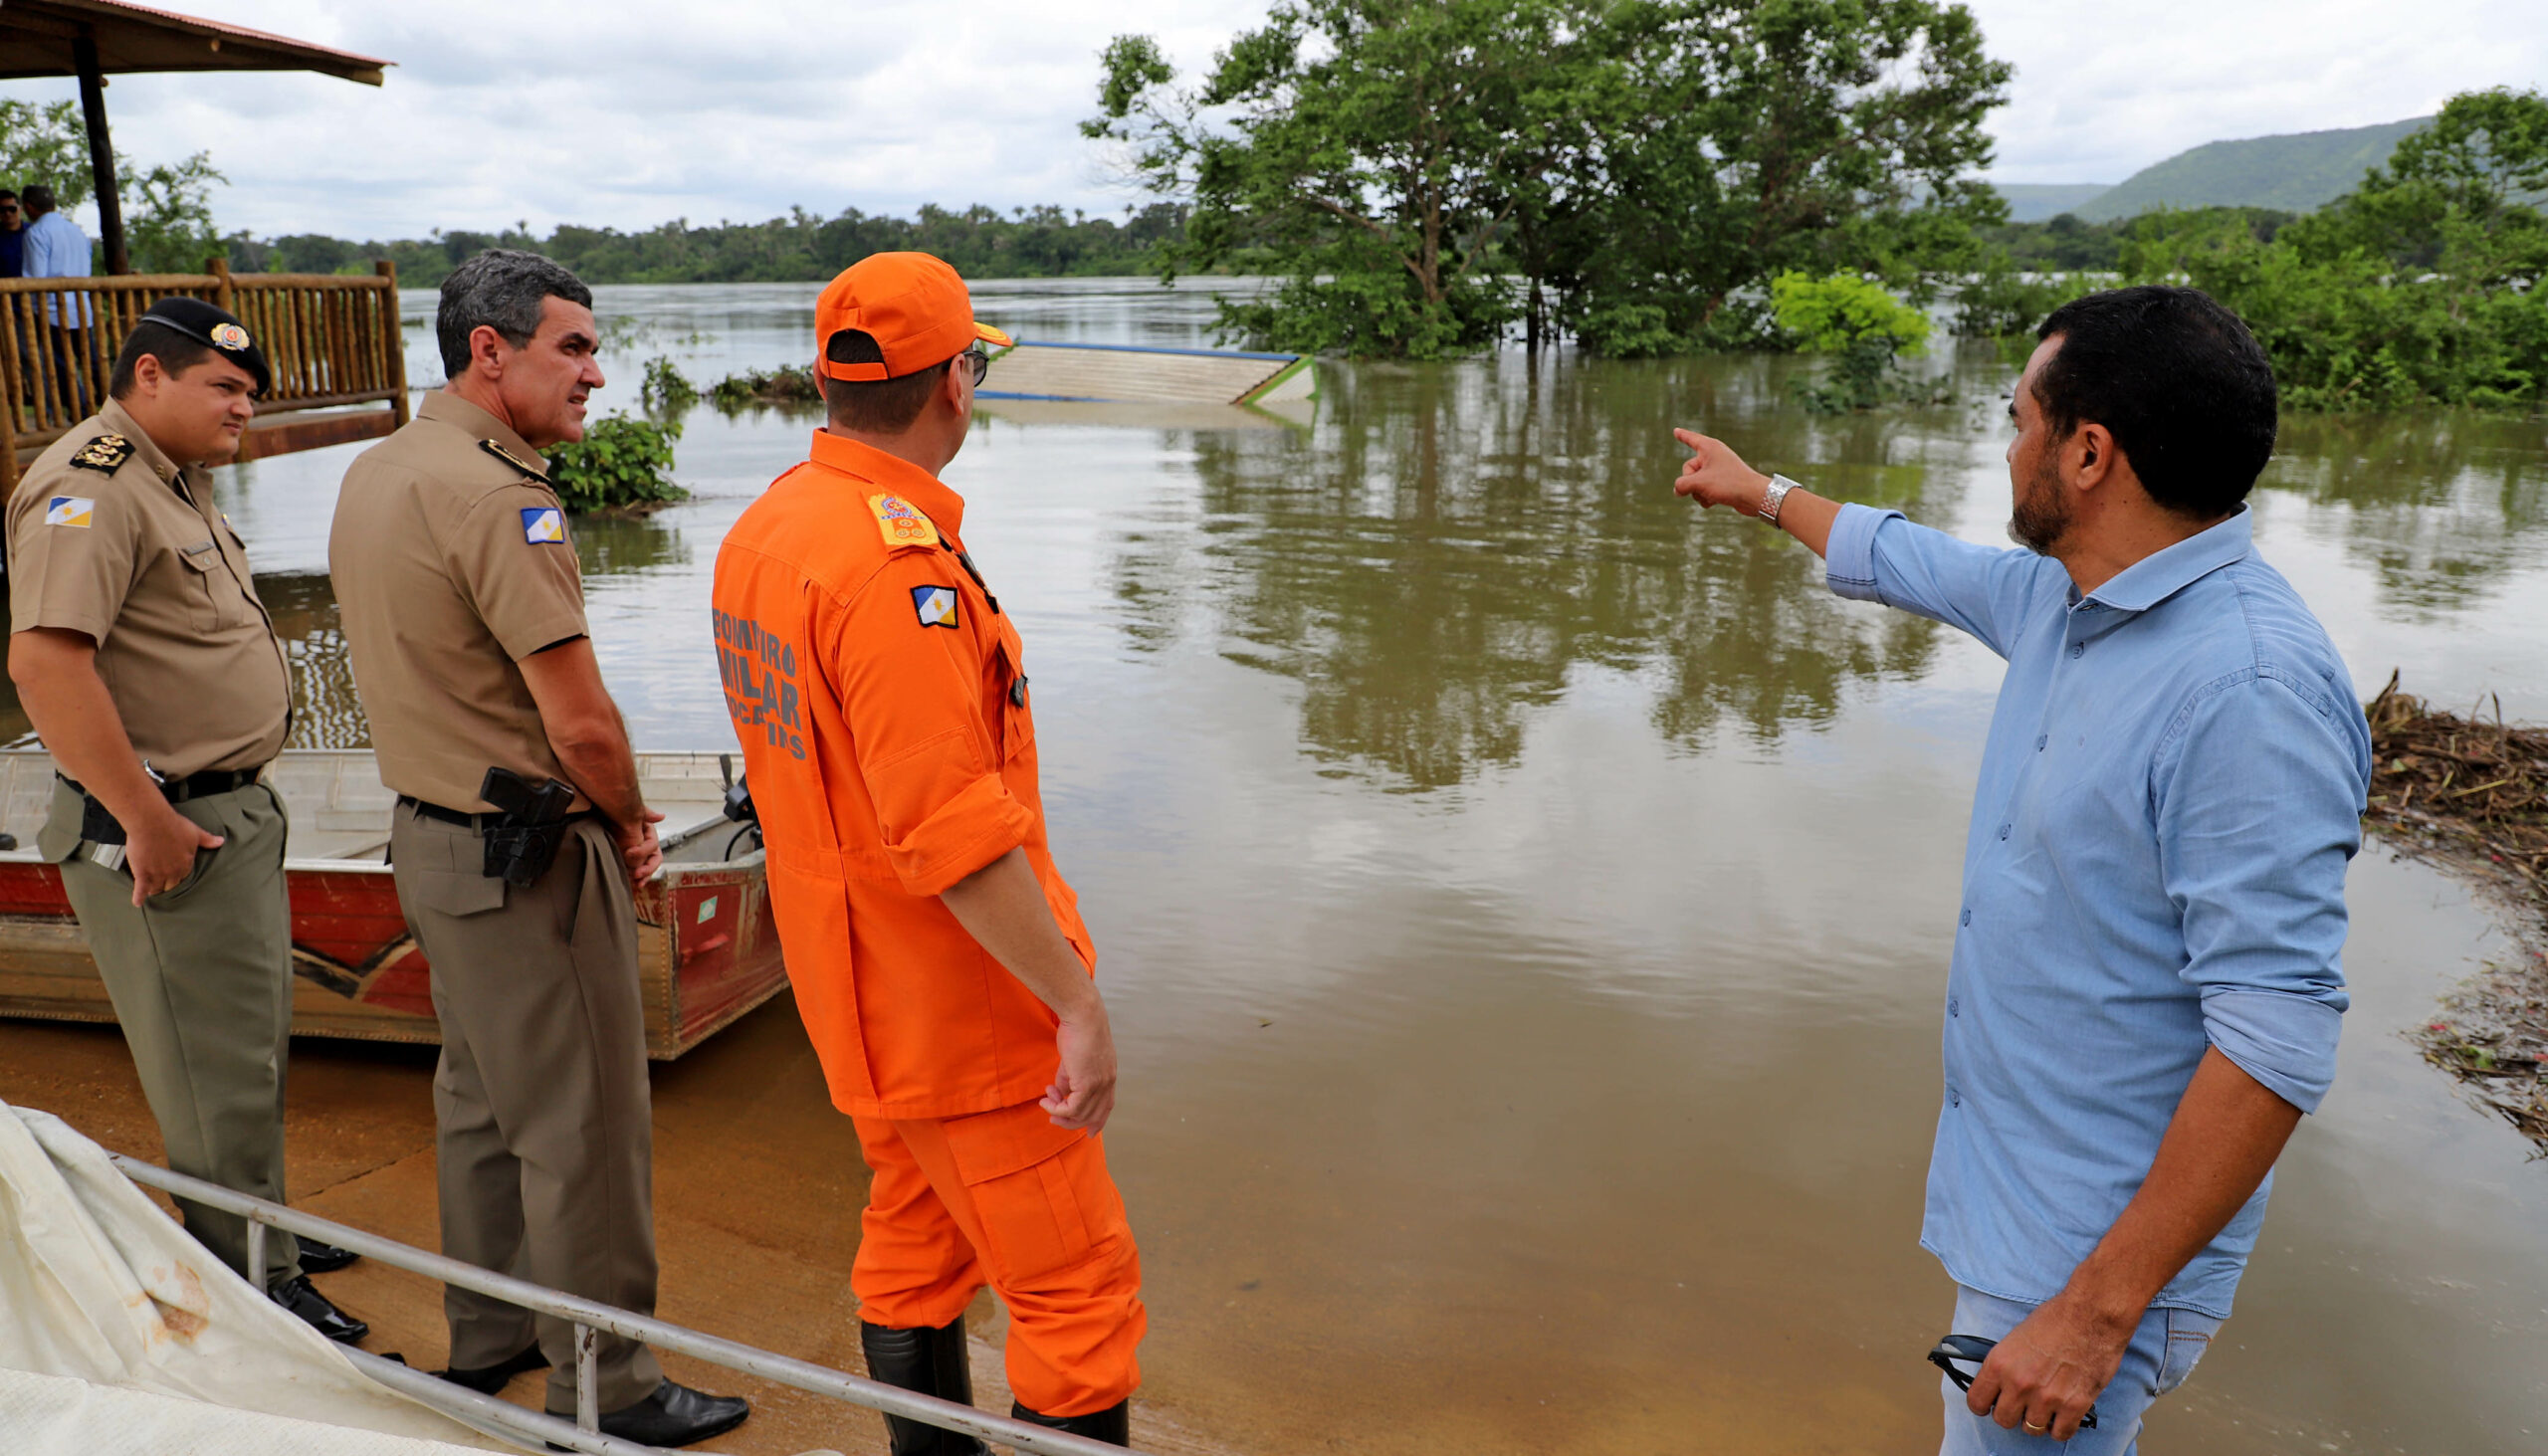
left=0, top=749, right=787, bottom=1061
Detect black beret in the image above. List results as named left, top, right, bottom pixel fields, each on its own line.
left=138, top=297, right=272, bottom=395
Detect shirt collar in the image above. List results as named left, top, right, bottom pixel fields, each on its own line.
left=806, top=431, right=965, bottom=537
left=2081, top=506, right=2253, bottom=614
left=419, top=388, right=545, bottom=471
left=96, top=398, right=182, bottom=487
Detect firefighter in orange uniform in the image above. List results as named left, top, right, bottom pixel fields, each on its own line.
left=711, top=253, right=1142, bottom=1451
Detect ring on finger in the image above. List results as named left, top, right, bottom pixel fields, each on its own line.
left=2023, top=1419, right=2050, bottom=1435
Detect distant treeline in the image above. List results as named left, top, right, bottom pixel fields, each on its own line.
left=221, top=202, right=1189, bottom=288
left=1973, top=207, right=2296, bottom=274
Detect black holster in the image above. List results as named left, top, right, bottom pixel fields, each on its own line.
left=476, top=766, right=578, bottom=888
left=78, top=793, right=128, bottom=846
left=481, top=820, right=569, bottom=888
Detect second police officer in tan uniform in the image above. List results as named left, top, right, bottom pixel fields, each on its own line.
left=327, top=251, right=746, bottom=1447
left=6, top=299, right=366, bottom=1341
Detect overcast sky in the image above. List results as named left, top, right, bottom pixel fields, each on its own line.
left=6, top=0, right=2542, bottom=240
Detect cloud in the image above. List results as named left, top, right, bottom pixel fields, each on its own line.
left=3, top=0, right=2542, bottom=238
left=1963, top=0, right=2548, bottom=183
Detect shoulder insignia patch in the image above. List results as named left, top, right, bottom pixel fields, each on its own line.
left=868, top=493, right=941, bottom=551
left=911, top=583, right=960, bottom=628
left=70, top=435, right=134, bottom=474
left=45, top=496, right=93, bottom=528
left=479, top=439, right=555, bottom=486
left=521, top=506, right=566, bottom=543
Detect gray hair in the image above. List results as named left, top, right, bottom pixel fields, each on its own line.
left=436, top=249, right=591, bottom=378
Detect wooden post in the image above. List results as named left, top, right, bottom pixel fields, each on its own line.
left=0, top=299, right=18, bottom=503
left=377, top=260, right=410, bottom=425
left=71, top=29, right=127, bottom=277
left=207, top=256, right=236, bottom=312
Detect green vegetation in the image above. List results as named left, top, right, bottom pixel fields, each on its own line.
left=2077, top=115, right=2430, bottom=222
left=545, top=415, right=688, bottom=515
left=224, top=203, right=1187, bottom=288
left=708, top=365, right=821, bottom=413
left=1088, top=0, right=2012, bottom=359
left=2122, top=88, right=2547, bottom=410
left=640, top=357, right=698, bottom=416
left=1772, top=271, right=1936, bottom=412
left=0, top=99, right=224, bottom=273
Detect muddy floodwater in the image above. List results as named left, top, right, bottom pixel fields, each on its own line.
left=7, top=279, right=2548, bottom=1453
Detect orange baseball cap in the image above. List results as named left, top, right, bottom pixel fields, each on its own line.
left=814, top=252, right=1013, bottom=382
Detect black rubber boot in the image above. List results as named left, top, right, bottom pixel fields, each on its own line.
left=860, top=1319, right=990, bottom=1456
left=1010, top=1398, right=1130, bottom=1447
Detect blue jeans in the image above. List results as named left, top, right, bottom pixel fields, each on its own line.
left=1939, top=1285, right=2222, bottom=1455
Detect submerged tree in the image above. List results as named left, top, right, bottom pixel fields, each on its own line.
left=1087, top=0, right=2012, bottom=359
left=1087, top=1, right=1598, bottom=358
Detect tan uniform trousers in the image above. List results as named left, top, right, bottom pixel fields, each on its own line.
left=41, top=777, right=301, bottom=1287
left=388, top=802, right=662, bottom=1412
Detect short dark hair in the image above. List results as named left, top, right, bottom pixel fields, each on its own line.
left=820, top=328, right=950, bottom=433
left=436, top=249, right=591, bottom=379
left=107, top=320, right=222, bottom=400
left=2032, top=286, right=2278, bottom=519
left=20, top=183, right=54, bottom=213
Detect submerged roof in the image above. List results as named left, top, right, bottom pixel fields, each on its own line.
left=0, top=0, right=390, bottom=86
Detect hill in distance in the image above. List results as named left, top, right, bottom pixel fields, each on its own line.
left=1991, top=114, right=2432, bottom=223
left=1994, top=183, right=2117, bottom=223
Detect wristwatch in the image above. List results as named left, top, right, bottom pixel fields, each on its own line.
left=1759, top=474, right=1801, bottom=523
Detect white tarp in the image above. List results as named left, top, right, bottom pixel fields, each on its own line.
left=0, top=1100, right=503, bottom=1453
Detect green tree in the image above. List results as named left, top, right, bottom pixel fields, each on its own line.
left=1557, top=0, right=2011, bottom=355
left=0, top=99, right=225, bottom=273
left=122, top=152, right=223, bottom=274
left=2123, top=88, right=2548, bottom=411
left=1087, top=2, right=1592, bottom=358
left=1089, top=0, right=2013, bottom=359
left=1771, top=270, right=1932, bottom=410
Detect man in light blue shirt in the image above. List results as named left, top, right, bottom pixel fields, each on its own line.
left=22, top=184, right=95, bottom=409
left=1674, top=286, right=2369, bottom=1453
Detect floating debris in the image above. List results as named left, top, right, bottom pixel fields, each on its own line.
left=2364, top=672, right=2548, bottom=1152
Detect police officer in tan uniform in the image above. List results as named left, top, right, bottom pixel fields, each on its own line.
left=6, top=299, right=366, bottom=1342
left=327, top=250, right=745, bottom=1446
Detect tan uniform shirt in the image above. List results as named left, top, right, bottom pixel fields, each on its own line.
left=329, top=391, right=588, bottom=814
left=5, top=400, right=290, bottom=779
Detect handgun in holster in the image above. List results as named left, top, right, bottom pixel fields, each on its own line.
left=79, top=794, right=130, bottom=872
left=478, top=766, right=577, bottom=888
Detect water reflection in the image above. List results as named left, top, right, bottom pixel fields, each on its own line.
left=258, top=572, right=365, bottom=750
left=2266, top=410, right=2548, bottom=616
left=1114, top=354, right=1970, bottom=789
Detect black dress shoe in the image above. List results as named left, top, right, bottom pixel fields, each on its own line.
left=1011, top=1398, right=1129, bottom=1447
left=270, top=1273, right=368, bottom=1344
left=439, top=1341, right=549, bottom=1393
left=549, top=1379, right=749, bottom=1448
left=296, top=1238, right=359, bottom=1274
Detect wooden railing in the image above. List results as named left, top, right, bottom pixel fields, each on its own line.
left=0, top=259, right=410, bottom=495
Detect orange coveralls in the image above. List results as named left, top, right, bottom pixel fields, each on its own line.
left=712, top=431, right=1143, bottom=1416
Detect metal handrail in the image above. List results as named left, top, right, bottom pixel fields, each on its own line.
left=106, top=1152, right=1146, bottom=1456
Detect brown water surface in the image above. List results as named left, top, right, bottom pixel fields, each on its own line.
left=4, top=280, right=2546, bottom=1453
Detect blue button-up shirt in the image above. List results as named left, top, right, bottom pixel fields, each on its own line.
left=23, top=210, right=91, bottom=325
left=1825, top=503, right=2369, bottom=1318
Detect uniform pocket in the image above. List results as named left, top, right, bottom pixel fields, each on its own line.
left=963, top=1139, right=1130, bottom=1285
left=174, top=539, right=250, bottom=631
left=992, top=629, right=1035, bottom=763
left=400, top=865, right=507, bottom=919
